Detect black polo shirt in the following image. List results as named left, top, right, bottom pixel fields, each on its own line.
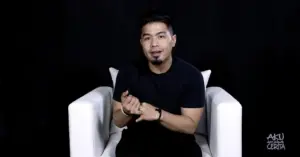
left=113, top=57, right=205, bottom=144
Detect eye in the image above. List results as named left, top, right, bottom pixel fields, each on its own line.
left=143, top=37, right=150, bottom=41
left=158, top=35, right=165, bottom=39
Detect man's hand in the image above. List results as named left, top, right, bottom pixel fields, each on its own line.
left=120, top=90, right=129, bottom=102
left=136, top=102, right=159, bottom=122
left=121, top=90, right=141, bottom=115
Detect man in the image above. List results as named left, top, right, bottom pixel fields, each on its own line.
left=112, top=11, right=205, bottom=157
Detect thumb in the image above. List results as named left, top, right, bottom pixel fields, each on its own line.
left=136, top=115, right=144, bottom=122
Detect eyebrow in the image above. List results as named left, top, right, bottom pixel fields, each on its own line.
left=142, top=31, right=167, bottom=37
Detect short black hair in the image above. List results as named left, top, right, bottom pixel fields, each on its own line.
left=139, top=10, right=174, bottom=35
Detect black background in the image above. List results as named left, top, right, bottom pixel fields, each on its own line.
left=3, top=0, right=299, bottom=157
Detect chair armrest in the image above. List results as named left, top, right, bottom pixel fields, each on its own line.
left=100, top=123, right=122, bottom=157
left=68, top=86, right=113, bottom=157
left=206, top=87, right=242, bottom=157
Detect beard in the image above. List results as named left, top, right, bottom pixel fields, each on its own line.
left=150, top=56, right=163, bottom=65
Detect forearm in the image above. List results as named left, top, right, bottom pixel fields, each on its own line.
left=160, top=110, right=197, bottom=134
left=113, top=109, right=132, bottom=128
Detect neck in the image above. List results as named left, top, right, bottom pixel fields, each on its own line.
left=148, top=56, right=173, bottom=74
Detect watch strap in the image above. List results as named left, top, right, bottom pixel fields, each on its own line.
left=155, top=108, right=162, bottom=121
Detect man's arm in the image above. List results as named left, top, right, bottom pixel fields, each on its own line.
left=113, top=92, right=141, bottom=128
left=112, top=100, right=132, bottom=128
left=136, top=103, right=204, bottom=134
left=135, top=69, right=206, bottom=134
left=159, top=108, right=203, bottom=134
left=111, top=66, right=134, bottom=128
left=159, top=70, right=206, bottom=134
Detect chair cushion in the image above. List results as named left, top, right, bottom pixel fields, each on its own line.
left=109, top=67, right=211, bottom=135
left=195, top=134, right=213, bottom=157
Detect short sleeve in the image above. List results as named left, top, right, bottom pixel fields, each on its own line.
left=113, top=66, right=130, bottom=102
left=181, top=71, right=206, bottom=108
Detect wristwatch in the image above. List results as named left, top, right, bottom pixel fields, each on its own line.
left=155, top=108, right=162, bottom=121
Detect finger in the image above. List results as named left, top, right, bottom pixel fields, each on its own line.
left=121, top=90, right=129, bottom=102
left=129, top=98, right=138, bottom=113
left=132, top=98, right=139, bottom=108
left=136, top=115, right=144, bottom=122
left=129, top=96, right=138, bottom=107
left=123, top=95, right=133, bottom=109
left=124, top=95, right=133, bottom=103
left=132, top=100, right=142, bottom=114
left=140, top=106, right=147, bottom=115
left=121, top=90, right=129, bottom=98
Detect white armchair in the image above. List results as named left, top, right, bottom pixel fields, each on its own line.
left=68, top=69, right=242, bottom=157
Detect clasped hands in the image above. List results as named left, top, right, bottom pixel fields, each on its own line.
left=121, top=90, right=160, bottom=122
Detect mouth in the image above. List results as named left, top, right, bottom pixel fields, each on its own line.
left=150, top=50, right=162, bottom=58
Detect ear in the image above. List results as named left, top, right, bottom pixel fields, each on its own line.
left=171, top=34, right=177, bottom=47
left=140, top=38, right=144, bottom=46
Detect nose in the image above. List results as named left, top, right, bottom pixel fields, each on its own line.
left=151, top=38, right=158, bottom=47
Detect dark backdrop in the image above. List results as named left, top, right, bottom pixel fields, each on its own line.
left=4, top=0, right=299, bottom=157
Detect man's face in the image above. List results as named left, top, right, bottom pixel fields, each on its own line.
left=140, top=22, right=176, bottom=65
